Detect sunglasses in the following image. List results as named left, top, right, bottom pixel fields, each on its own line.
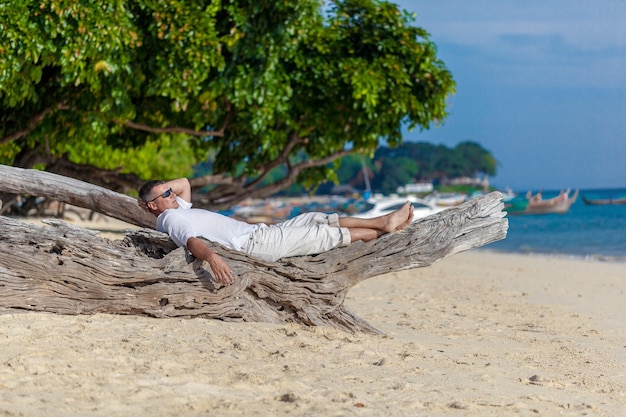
left=148, top=187, right=173, bottom=203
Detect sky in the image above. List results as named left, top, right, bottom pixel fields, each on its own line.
left=392, top=0, right=626, bottom=191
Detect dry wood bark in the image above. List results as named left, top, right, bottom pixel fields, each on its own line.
left=0, top=165, right=154, bottom=227
left=0, top=165, right=508, bottom=333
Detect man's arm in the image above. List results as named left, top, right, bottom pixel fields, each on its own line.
left=165, top=178, right=192, bottom=202
left=187, top=237, right=234, bottom=286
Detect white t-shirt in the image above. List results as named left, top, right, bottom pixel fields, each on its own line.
left=156, top=197, right=257, bottom=251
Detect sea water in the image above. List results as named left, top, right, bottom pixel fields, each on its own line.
left=484, top=188, right=626, bottom=262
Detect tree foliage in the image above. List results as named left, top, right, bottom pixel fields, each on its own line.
left=328, top=141, right=496, bottom=194
left=0, top=0, right=455, bottom=208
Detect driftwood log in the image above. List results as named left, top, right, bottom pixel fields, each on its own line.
left=0, top=165, right=508, bottom=333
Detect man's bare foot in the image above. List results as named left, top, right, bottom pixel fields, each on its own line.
left=381, top=201, right=412, bottom=233
left=396, top=204, right=414, bottom=231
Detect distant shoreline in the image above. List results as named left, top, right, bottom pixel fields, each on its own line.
left=477, top=247, right=626, bottom=264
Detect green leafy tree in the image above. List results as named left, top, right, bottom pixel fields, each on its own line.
left=334, top=154, right=367, bottom=186
left=347, top=141, right=496, bottom=193
left=0, top=0, right=455, bottom=208
left=371, top=156, right=418, bottom=194
left=454, top=141, right=496, bottom=177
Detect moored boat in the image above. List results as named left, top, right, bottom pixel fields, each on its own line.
left=582, top=195, right=626, bottom=205
left=506, top=189, right=578, bottom=215
left=352, top=195, right=446, bottom=221
left=425, top=192, right=467, bottom=207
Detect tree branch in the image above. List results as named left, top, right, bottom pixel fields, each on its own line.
left=1, top=103, right=68, bottom=145
left=119, top=105, right=235, bottom=138
left=0, top=190, right=508, bottom=333
left=291, top=149, right=354, bottom=172
left=120, top=120, right=225, bottom=138
left=0, top=165, right=154, bottom=228
left=234, top=148, right=356, bottom=202
left=189, top=174, right=239, bottom=188
left=245, top=131, right=303, bottom=189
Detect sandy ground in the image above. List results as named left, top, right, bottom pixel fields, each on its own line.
left=1, top=224, right=625, bottom=416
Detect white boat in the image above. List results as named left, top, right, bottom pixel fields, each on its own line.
left=352, top=196, right=446, bottom=221
left=425, top=192, right=467, bottom=207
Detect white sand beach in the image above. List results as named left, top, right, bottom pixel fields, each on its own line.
left=1, top=246, right=624, bottom=416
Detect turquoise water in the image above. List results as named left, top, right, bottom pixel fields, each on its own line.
left=485, top=188, right=626, bottom=262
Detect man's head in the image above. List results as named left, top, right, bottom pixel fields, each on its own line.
left=138, top=180, right=179, bottom=215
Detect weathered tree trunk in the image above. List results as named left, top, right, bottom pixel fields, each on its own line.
left=0, top=165, right=508, bottom=333
left=0, top=165, right=155, bottom=227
